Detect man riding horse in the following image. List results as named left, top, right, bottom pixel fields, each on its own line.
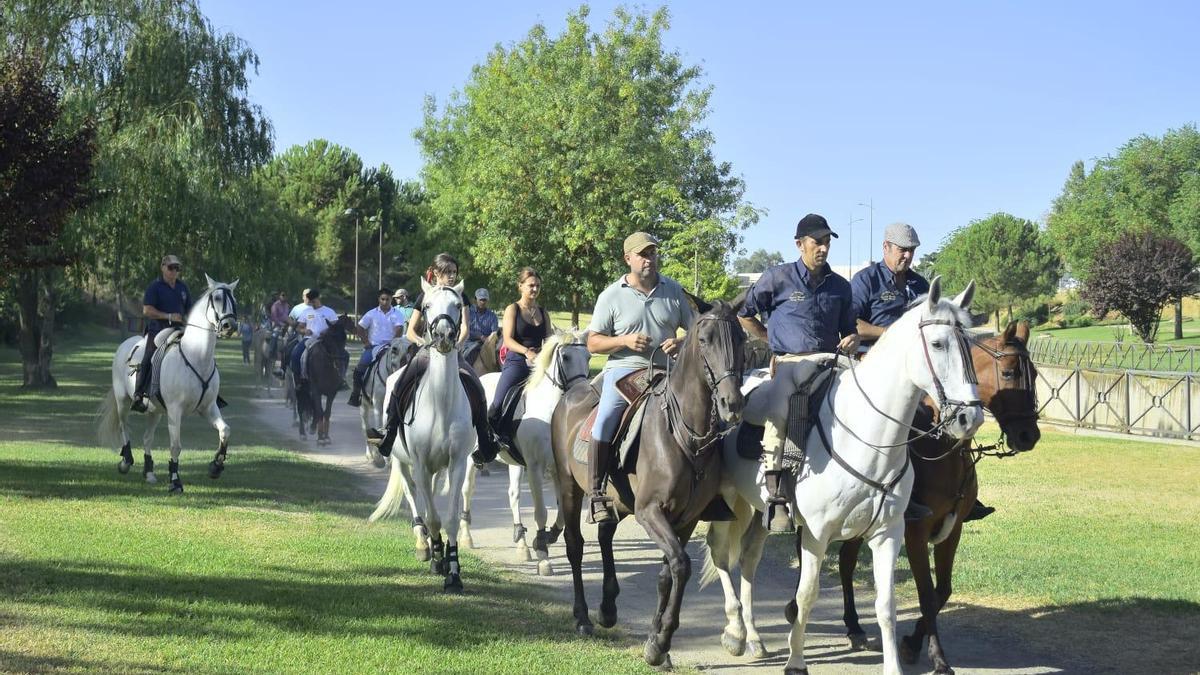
left=348, top=287, right=406, bottom=407
left=292, top=288, right=341, bottom=384
left=851, top=221, right=994, bottom=522
left=584, top=231, right=693, bottom=524
left=464, top=287, right=499, bottom=367
left=736, top=214, right=860, bottom=532
left=131, top=254, right=193, bottom=413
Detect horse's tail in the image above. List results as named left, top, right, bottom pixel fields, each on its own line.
left=96, top=387, right=123, bottom=451
left=437, top=467, right=451, bottom=496
left=698, top=494, right=755, bottom=590
left=368, top=455, right=408, bottom=522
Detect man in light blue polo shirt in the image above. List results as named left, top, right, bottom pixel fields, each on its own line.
left=585, top=231, right=693, bottom=523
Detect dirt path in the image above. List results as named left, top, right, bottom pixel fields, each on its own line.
left=247, top=383, right=1082, bottom=674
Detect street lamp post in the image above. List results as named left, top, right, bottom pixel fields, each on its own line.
left=847, top=214, right=863, bottom=271
left=344, top=208, right=360, bottom=319
left=858, top=199, right=874, bottom=262
left=369, top=215, right=381, bottom=288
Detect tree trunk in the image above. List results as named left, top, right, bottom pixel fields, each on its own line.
left=994, top=309, right=1001, bottom=332
left=16, top=267, right=58, bottom=389
left=1007, top=303, right=1013, bottom=326
left=571, top=289, right=581, bottom=330
left=1175, top=297, right=1183, bottom=340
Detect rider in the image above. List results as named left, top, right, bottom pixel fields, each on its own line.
left=370, top=253, right=501, bottom=466
left=393, top=288, right=414, bottom=323
left=465, top=287, right=499, bottom=366
left=850, top=222, right=994, bottom=523
left=268, top=290, right=289, bottom=362
left=291, top=288, right=338, bottom=384
left=275, top=288, right=311, bottom=378
left=347, top=288, right=406, bottom=407
left=586, top=232, right=693, bottom=524
left=737, top=214, right=860, bottom=532
left=131, top=254, right=192, bottom=413
left=488, top=268, right=552, bottom=447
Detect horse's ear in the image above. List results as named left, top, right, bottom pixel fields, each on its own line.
left=452, top=280, right=465, bottom=296
left=1015, top=320, right=1031, bottom=343
left=228, top=278, right=240, bottom=291
left=927, top=275, right=942, bottom=310
left=421, top=277, right=433, bottom=295
left=731, top=288, right=748, bottom=315
left=205, top=273, right=217, bottom=290
left=684, top=289, right=713, bottom=315
left=1001, top=320, right=1018, bottom=343
left=951, top=280, right=975, bottom=312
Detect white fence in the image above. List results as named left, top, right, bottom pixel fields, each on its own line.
left=1035, top=364, right=1200, bottom=441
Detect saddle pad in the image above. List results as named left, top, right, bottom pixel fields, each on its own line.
left=615, top=368, right=652, bottom=403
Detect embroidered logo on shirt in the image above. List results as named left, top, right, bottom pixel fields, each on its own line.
left=788, top=291, right=807, bottom=303
left=880, top=290, right=897, bottom=302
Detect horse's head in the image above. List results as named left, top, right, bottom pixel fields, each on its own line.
left=203, top=274, right=240, bottom=338
left=896, top=276, right=984, bottom=440
left=531, top=331, right=591, bottom=391
left=386, top=335, right=411, bottom=365
left=420, top=277, right=464, bottom=354
left=322, top=315, right=350, bottom=348
left=973, top=321, right=1040, bottom=452
left=685, top=298, right=747, bottom=424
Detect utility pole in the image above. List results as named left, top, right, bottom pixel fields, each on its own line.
left=858, top=199, right=875, bottom=262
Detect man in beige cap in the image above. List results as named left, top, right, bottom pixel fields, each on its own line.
left=131, top=254, right=193, bottom=412
left=584, top=231, right=694, bottom=523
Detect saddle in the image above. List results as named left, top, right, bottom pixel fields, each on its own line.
left=126, top=328, right=183, bottom=404
left=736, top=355, right=844, bottom=468
left=574, top=368, right=664, bottom=472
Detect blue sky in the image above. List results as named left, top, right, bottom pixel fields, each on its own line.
left=200, top=1, right=1200, bottom=268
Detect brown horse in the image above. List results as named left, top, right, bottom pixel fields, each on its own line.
left=796, top=321, right=1039, bottom=674
left=551, top=298, right=746, bottom=669
left=470, top=332, right=502, bottom=375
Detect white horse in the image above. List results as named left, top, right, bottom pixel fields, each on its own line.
left=702, top=277, right=984, bottom=675
left=359, top=335, right=412, bottom=468
left=368, top=279, right=474, bottom=592
left=459, top=332, right=590, bottom=575
left=97, top=275, right=240, bottom=494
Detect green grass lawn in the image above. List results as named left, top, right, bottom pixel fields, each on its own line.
left=1034, top=318, right=1200, bottom=346
left=0, top=331, right=657, bottom=674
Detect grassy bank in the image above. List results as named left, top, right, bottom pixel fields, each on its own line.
left=0, top=332, right=655, bottom=674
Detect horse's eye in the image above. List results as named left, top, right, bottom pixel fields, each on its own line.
left=1001, top=370, right=1016, bottom=379
left=930, top=340, right=945, bottom=350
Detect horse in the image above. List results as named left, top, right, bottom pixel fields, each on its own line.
left=251, top=325, right=280, bottom=391
left=459, top=331, right=591, bottom=574
left=97, top=275, right=240, bottom=494
left=469, top=331, right=502, bottom=375
left=368, top=279, right=474, bottom=592
left=551, top=297, right=747, bottom=669
left=700, top=319, right=1040, bottom=670
left=297, top=315, right=352, bottom=444
left=828, top=320, right=1041, bottom=674
left=359, top=335, right=412, bottom=467
left=702, top=277, right=984, bottom=674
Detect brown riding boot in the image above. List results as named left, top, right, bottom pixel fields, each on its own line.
left=764, top=469, right=795, bottom=533
left=587, top=439, right=617, bottom=524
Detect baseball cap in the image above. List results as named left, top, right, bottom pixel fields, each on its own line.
left=794, top=214, right=837, bottom=240
left=623, top=231, right=660, bottom=255
left=475, top=288, right=490, bottom=300
left=884, top=222, right=921, bottom=248
left=393, top=288, right=408, bottom=298
left=161, top=254, right=182, bottom=267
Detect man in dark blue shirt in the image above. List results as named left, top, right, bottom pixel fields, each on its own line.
left=131, top=254, right=192, bottom=412
left=738, top=214, right=859, bottom=531
left=851, top=222, right=930, bottom=347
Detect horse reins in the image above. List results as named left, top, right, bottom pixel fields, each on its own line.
left=172, top=287, right=237, bottom=411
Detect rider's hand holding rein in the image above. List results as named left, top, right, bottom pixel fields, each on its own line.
left=837, top=333, right=861, bottom=355
left=660, top=336, right=684, bottom=357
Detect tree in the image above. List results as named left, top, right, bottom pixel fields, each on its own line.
left=1081, top=232, right=1198, bottom=343
left=415, top=6, right=750, bottom=324
left=0, top=55, right=95, bottom=387
left=733, top=248, right=784, bottom=274
left=1048, top=126, right=1200, bottom=338
left=931, top=213, right=1061, bottom=329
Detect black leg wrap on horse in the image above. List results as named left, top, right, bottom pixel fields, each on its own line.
left=143, top=453, right=155, bottom=476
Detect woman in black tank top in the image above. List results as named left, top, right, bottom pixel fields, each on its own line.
left=488, top=267, right=551, bottom=424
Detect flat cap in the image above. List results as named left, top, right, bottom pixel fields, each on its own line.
left=884, top=222, right=920, bottom=248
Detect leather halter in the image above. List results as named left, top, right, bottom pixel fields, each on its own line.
left=547, top=342, right=590, bottom=390
left=917, top=318, right=982, bottom=412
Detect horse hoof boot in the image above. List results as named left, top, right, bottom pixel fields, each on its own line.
left=721, top=630, right=746, bottom=657
left=208, top=459, right=225, bottom=479
left=783, top=668, right=808, bottom=675
left=745, top=640, right=768, bottom=659
left=443, top=573, right=463, bottom=593
left=117, top=459, right=132, bottom=475
left=547, top=524, right=563, bottom=544
left=935, top=666, right=956, bottom=675
left=642, top=638, right=667, bottom=667
left=536, top=559, right=552, bottom=576
left=900, top=635, right=921, bottom=664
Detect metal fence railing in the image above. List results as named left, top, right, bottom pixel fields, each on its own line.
left=1033, top=364, right=1200, bottom=441
left=1029, top=335, right=1200, bottom=373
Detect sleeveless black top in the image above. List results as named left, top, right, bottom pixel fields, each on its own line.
left=510, top=303, right=549, bottom=349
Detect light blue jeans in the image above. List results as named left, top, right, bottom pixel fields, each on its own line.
left=591, top=367, right=638, bottom=443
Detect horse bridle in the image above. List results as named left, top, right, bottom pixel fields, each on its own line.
left=968, top=334, right=1040, bottom=433
left=186, top=287, right=238, bottom=335
left=423, top=287, right=462, bottom=351
left=917, top=318, right=981, bottom=412
left=657, top=314, right=744, bottom=454
left=547, top=343, right=590, bottom=390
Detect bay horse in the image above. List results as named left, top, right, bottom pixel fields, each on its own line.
left=97, top=275, right=239, bottom=494
left=702, top=278, right=983, bottom=674
left=460, top=331, right=590, bottom=574
left=470, top=331, right=502, bottom=375
left=298, top=315, right=352, bottom=444
left=551, top=298, right=747, bottom=669
left=369, top=279, right=474, bottom=592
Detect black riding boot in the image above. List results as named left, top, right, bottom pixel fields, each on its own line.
left=130, top=335, right=157, bottom=413
left=963, top=498, right=995, bottom=523
left=587, top=440, right=616, bottom=524
left=459, top=365, right=500, bottom=467
left=347, top=367, right=365, bottom=407
left=764, top=469, right=795, bottom=533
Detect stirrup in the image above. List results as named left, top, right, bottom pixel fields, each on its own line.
left=587, top=494, right=617, bottom=525
left=904, top=500, right=934, bottom=522
left=765, top=501, right=795, bottom=533
left=963, top=500, right=995, bottom=523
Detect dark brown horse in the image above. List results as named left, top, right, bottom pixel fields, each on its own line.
left=551, top=299, right=746, bottom=669
left=298, top=315, right=353, bottom=444
left=798, top=321, right=1039, bottom=674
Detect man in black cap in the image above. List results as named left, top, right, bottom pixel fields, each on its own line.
left=737, top=214, right=859, bottom=531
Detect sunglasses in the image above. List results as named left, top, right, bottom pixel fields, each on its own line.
left=166, top=264, right=181, bottom=271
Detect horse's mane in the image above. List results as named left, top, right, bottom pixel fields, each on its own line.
left=527, top=332, right=579, bottom=391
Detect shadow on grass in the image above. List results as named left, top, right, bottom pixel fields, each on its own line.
left=0, top=650, right=195, bottom=675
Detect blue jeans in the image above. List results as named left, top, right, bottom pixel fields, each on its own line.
left=488, top=352, right=531, bottom=420
left=290, top=341, right=306, bottom=378
left=591, top=367, right=638, bottom=443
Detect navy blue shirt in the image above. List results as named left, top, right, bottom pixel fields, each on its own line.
left=739, top=261, right=856, bottom=354
left=850, top=262, right=929, bottom=336
left=143, top=278, right=192, bottom=332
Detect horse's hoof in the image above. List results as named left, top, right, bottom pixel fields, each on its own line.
left=208, top=460, right=225, bottom=479
left=117, top=460, right=132, bottom=475
left=847, top=631, right=872, bottom=652
left=721, top=630, right=746, bottom=657
left=515, top=542, right=531, bottom=562
left=643, top=638, right=667, bottom=667
left=900, top=635, right=921, bottom=664
left=168, top=482, right=184, bottom=495
left=576, top=623, right=593, bottom=637
left=416, top=548, right=431, bottom=562
left=934, top=666, right=955, bottom=675
left=746, top=640, right=769, bottom=659
left=598, top=606, right=617, bottom=629
left=783, top=668, right=808, bottom=675
left=460, top=532, right=474, bottom=549
left=443, top=574, right=463, bottom=593
left=537, top=559, right=552, bottom=576
left=784, top=599, right=798, bottom=624
left=144, top=472, right=158, bottom=484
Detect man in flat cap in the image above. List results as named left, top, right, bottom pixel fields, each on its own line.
left=737, top=214, right=859, bottom=531
left=584, top=231, right=694, bottom=523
